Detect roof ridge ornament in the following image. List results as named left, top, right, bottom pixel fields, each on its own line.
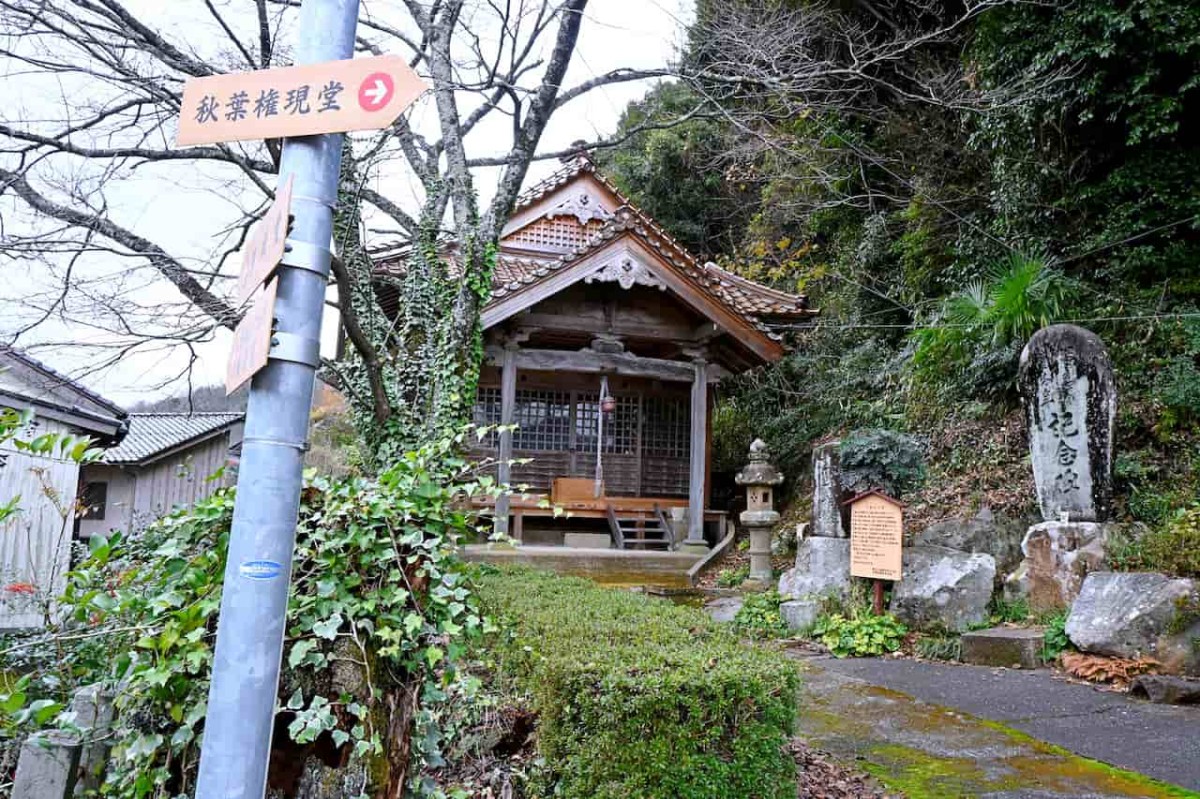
left=546, top=190, right=612, bottom=225
left=584, top=252, right=666, bottom=291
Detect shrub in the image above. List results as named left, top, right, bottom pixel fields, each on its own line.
left=990, top=596, right=1030, bottom=624
left=838, top=429, right=926, bottom=496
left=1107, top=508, right=1200, bottom=579
left=1137, top=507, right=1200, bottom=579
left=1041, top=612, right=1072, bottom=662
left=4, top=429, right=493, bottom=797
left=733, top=590, right=790, bottom=639
left=811, top=613, right=907, bottom=657
left=914, top=633, right=961, bottom=661
left=715, top=564, right=749, bottom=587
left=475, top=568, right=799, bottom=799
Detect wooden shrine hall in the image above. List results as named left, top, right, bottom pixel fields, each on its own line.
left=380, top=156, right=815, bottom=551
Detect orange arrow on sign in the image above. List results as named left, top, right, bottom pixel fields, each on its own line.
left=178, top=55, right=427, bottom=147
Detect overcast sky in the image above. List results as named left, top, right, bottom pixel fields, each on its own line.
left=1, top=1, right=693, bottom=407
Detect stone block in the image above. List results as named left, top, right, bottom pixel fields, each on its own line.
left=563, top=532, right=612, bottom=550
left=704, top=596, right=743, bottom=624
left=1066, top=571, right=1200, bottom=675
left=889, top=546, right=995, bottom=632
left=960, top=626, right=1045, bottom=669
left=13, top=730, right=80, bottom=799
left=780, top=598, right=821, bottom=633
left=778, top=537, right=851, bottom=601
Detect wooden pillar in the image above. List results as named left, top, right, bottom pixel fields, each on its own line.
left=684, top=356, right=708, bottom=549
left=495, top=342, right=518, bottom=538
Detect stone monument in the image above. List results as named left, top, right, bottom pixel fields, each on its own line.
left=811, top=440, right=847, bottom=538
left=778, top=442, right=853, bottom=630
left=1019, top=324, right=1116, bottom=523
left=1006, top=324, right=1117, bottom=611
left=736, top=439, right=783, bottom=589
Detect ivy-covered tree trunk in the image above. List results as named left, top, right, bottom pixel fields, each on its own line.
left=331, top=142, right=495, bottom=469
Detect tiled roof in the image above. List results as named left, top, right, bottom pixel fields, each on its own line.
left=0, top=346, right=126, bottom=417
left=100, top=412, right=242, bottom=465
left=490, top=207, right=812, bottom=338
left=374, top=157, right=814, bottom=340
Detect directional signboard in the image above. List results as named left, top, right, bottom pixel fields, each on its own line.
left=226, top=278, right=279, bottom=395
left=178, top=55, right=427, bottom=146
left=236, top=174, right=294, bottom=304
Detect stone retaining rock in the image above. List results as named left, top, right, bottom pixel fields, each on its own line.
left=889, top=545, right=995, bottom=632
left=1004, top=521, right=1107, bottom=612
left=915, top=507, right=1027, bottom=582
left=1065, top=571, right=1200, bottom=675
left=1130, top=675, right=1200, bottom=705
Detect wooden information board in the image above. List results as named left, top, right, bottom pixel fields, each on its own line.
left=848, top=492, right=904, bottom=581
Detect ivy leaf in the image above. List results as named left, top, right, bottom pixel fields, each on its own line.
left=312, top=613, right=342, bottom=640
left=125, top=733, right=164, bottom=762
left=332, top=729, right=350, bottom=748
left=289, top=639, right=318, bottom=668
left=424, top=646, right=444, bottom=667
left=287, top=689, right=305, bottom=710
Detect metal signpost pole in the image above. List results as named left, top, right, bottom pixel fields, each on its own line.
left=195, top=0, right=360, bottom=795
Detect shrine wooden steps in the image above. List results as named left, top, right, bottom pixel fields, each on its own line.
left=606, top=504, right=675, bottom=550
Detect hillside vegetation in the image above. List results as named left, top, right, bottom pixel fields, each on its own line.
left=601, top=0, right=1200, bottom=535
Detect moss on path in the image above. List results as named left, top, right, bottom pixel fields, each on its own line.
left=793, top=657, right=1199, bottom=798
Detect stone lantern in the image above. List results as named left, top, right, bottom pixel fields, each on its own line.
left=736, top=439, right=784, bottom=588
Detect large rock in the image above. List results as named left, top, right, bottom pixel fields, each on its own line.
left=777, top=537, right=851, bottom=601
left=890, top=546, right=995, bottom=632
left=1066, top=572, right=1200, bottom=675
left=1004, top=521, right=1107, bottom=612
left=915, top=507, right=1027, bottom=581
left=811, top=441, right=847, bottom=538
left=1018, top=324, right=1116, bottom=523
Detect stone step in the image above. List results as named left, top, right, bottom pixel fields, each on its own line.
left=960, top=626, right=1045, bottom=669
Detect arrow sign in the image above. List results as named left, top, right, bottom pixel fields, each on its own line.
left=178, top=55, right=427, bottom=146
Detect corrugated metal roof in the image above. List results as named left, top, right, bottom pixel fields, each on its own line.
left=100, top=412, right=242, bottom=465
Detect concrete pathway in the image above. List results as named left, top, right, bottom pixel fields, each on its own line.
left=791, top=653, right=1200, bottom=798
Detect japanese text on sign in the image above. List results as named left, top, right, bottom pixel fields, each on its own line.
left=178, top=56, right=428, bottom=146
left=849, top=493, right=904, bottom=581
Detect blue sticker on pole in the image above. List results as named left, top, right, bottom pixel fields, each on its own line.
left=239, top=560, right=284, bottom=580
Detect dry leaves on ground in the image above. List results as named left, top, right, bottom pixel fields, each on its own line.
left=791, top=739, right=898, bottom=798
left=1060, top=651, right=1160, bottom=689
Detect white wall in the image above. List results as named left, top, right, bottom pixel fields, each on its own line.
left=0, top=417, right=80, bottom=629
left=75, top=464, right=135, bottom=539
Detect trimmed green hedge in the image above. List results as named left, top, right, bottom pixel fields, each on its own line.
left=474, top=568, right=799, bottom=798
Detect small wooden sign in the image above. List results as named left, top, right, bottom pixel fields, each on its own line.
left=226, top=278, right=279, bottom=395
left=236, top=175, right=294, bottom=304
left=848, top=491, right=904, bottom=581
left=178, top=55, right=428, bottom=146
